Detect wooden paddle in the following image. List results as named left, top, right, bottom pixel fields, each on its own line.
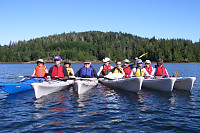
left=174, top=71, right=178, bottom=77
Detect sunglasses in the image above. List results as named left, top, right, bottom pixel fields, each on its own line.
left=84, top=63, right=90, bottom=65
left=54, top=59, right=60, bottom=61
left=117, top=64, right=121, bottom=65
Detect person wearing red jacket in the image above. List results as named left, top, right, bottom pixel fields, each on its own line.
left=152, top=58, right=169, bottom=77
left=47, top=56, right=69, bottom=80
left=122, top=59, right=132, bottom=78
left=144, top=60, right=153, bottom=75
left=97, top=57, right=113, bottom=76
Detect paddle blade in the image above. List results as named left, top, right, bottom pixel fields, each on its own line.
left=139, top=53, right=147, bottom=58
left=104, top=73, right=124, bottom=79
left=174, top=71, right=178, bottom=77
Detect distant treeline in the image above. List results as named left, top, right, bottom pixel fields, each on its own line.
left=0, top=31, right=200, bottom=62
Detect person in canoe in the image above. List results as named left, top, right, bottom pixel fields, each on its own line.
left=47, top=56, right=69, bottom=80
left=143, top=60, right=154, bottom=78
left=130, top=59, right=149, bottom=77
left=97, top=57, right=114, bottom=76
left=152, top=58, right=169, bottom=78
left=31, top=59, right=48, bottom=77
left=122, top=59, right=133, bottom=78
left=75, top=60, right=97, bottom=78
left=131, top=57, right=138, bottom=68
left=109, top=60, right=125, bottom=76
left=64, top=61, right=75, bottom=77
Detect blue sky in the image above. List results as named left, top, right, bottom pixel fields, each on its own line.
left=0, top=0, right=199, bottom=45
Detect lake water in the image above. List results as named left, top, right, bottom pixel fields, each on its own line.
left=0, top=63, right=199, bottom=132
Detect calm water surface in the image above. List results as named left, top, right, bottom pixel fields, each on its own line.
left=0, top=63, right=199, bottom=132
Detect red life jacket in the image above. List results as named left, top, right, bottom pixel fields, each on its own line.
left=51, top=65, right=64, bottom=77
left=35, top=65, right=47, bottom=77
left=102, top=64, right=111, bottom=75
left=155, top=65, right=167, bottom=76
left=144, top=66, right=153, bottom=75
left=123, top=66, right=131, bottom=77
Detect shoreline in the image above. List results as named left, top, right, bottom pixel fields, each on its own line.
left=0, top=61, right=199, bottom=64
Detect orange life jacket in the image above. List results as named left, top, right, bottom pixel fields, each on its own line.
left=35, top=65, right=47, bottom=77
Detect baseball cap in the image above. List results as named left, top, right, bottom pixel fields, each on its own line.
left=54, top=55, right=61, bottom=61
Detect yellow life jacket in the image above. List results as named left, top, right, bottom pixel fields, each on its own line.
left=66, top=68, right=73, bottom=76
left=113, top=67, right=123, bottom=74
left=134, top=68, right=144, bottom=77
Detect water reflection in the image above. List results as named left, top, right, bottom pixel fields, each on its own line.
left=33, top=88, right=74, bottom=119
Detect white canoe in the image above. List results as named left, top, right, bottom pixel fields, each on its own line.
left=100, top=77, right=144, bottom=92
left=173, top=77, right=196, bottom=91
left=31, top=80, right=74, bottom=99
left=142, top=78, right=176, bottom=92
left=73, top=78, right=98, bottom=95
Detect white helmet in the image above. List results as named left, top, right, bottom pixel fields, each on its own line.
left=123, top=59, right=130, bottom=63
left=103, top=57, right=111, bottom=62
left=145, top=60, right=151, bottom=64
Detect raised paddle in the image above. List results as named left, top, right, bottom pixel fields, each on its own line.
left=173, top=71, right=178, bottom=77
left=139, top=53, right=148, bottom=58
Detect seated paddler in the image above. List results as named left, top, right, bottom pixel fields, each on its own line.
left=109, top=60, right=125, bottom=76
left=130, top=59, right=149, bottom=77
left=47, top=55, right=69, bottom=80
left=97, top=57, right=114, bottom=77
left=122, top=59, right=133, bottom=78
left=152, top=58, right=169, bottom=78
left=32, top=59, right=48, bottom=77
left=75, top=60, right=97, bottom=78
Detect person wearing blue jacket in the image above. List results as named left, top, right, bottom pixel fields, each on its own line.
left=75, top=60, right=97, bottom=78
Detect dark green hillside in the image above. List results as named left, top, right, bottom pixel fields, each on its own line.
left=0, top=31, right=199, bottom=62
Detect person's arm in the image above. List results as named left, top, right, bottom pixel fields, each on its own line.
left=121, top=68, right=125, bottom=76
left=75, top=68, right=81, bottom=77
left=130, top=68, right=136, bottom=77
left=92, top=68, right=98, bottom=77
left=132, top=57, right=138, bottom=68
left=97, top=66, right=103, bottom=76
left=165, top=68, right=169, bottom=76
left=31, top=68, right=36, bottom=77
left=63, top=66, right=69, bottom=78
left=108, top=68, right=115, bottom=74
left=45, top=67, right=48, bottom=74
left=151, top=68, right=156, bottom=76
left=150, top=66, right=154, bottom=75
left=71, top=68, right=75, bottom=76
left=48, top=67, right=53, bottom=76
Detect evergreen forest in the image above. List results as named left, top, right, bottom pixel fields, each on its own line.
left=0, top=31, right=200, bottom=62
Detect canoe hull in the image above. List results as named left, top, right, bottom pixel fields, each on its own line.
left=73, top=80, right=98, bottom=95
left=0, top=78, right=45, bottom=94
left=173, top=77, right=196, bottom=91
left=100, top=77, right=144, bottom=92
left=142, top=78, right=176, bottom=92
left=31, top=80, right=74, bottom=99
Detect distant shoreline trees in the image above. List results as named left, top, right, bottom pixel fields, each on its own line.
left=0, top=31, right=200, bottom=62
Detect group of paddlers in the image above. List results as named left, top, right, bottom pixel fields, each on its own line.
left=31, top=55, right=169, bottom=80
